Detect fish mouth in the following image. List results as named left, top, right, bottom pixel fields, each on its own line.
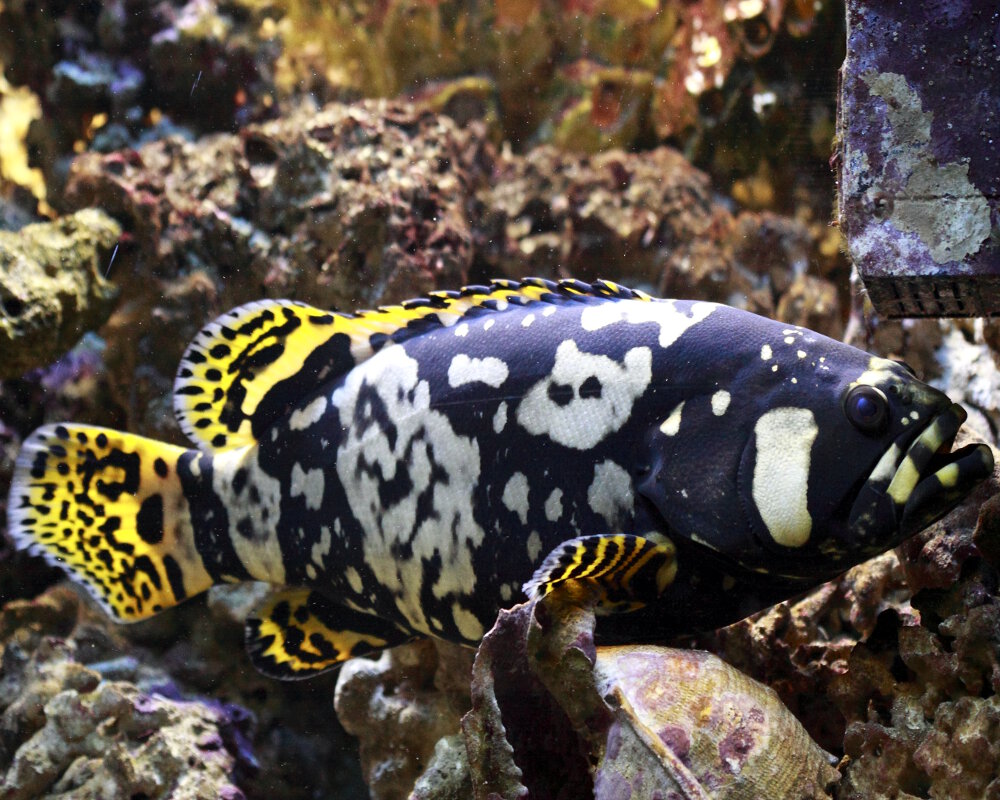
left=849, top=403, right=994, bottom=541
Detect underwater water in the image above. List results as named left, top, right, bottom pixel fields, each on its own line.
left=0, top=1, right=998, bottom=798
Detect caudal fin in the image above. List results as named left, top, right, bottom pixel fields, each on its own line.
left=7, top=424, right=213, bottom=621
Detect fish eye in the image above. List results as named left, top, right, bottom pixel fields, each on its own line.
left=843, top=385, right=888, bottom=434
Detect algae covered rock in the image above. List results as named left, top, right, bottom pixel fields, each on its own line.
left=409, top=734, right=473, bottom=800
left=0, top=586, right=249, bottom=799
left=333, top=639, right=474, bottom=800
left=0, top=209, right=119, bottom=379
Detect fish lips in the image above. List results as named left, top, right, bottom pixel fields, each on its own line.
left=849, top=403, right=994, bottom=543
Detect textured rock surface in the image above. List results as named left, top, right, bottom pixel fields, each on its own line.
left=0, top=587, right=248, bottom=799
left=0, top=0, right=280, bottom=207
left=334, top=640, right=474, bottom=800
left=275, top=0, right=837, bottom=181
left=0, top=581, right=368, bottom=800
left=0, top=209, right=120, bottom=378
left=409, top=734, right=472, bottom=800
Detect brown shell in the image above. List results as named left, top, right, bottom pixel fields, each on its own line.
left=592, top=646, right=840, bottom=800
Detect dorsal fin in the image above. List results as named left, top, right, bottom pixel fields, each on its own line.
left=174, top=300, right=348, bottom=452
left=173, top=279, right=651, bottom=452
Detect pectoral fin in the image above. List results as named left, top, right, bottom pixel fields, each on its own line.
left=523, top=533, right=678, bottom=612
left=246, top=588, right=414, bottom=679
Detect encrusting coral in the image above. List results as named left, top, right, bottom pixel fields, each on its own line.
left=0, top=209, right=119, bottom=379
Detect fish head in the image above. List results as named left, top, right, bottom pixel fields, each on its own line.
left=636, top=352, right=994, bottom=583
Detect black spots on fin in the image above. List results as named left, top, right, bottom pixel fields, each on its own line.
left=98, top=515, right=122, bottom=538
left=248, top=331, right=352, bottom=441
left=161, top=554, right=187, bottom=602
left=9, top=423, right=212, bottom=622
left=175, top=300, right=326, bottom=453
left=590, top=279, right=641, bottom=299
left=513, top=277, right=558, bottom=291
left=245, top=588, right=414, bottom=680
left=136, top=494, right=164, bottom=544
left=88, top=447, right=140, bottom=502
left=215, top=339, right=290, bottom=438
left=235, top=306, right=276, bottom=336
left=558, top=279, right=593, bottom=295
left=131, top=555, right=162, bottom=590
left=271, top=599, right=292, bottom=628
left=239, top=342, right=286, bottom=373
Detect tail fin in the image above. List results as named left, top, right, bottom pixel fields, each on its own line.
left=7, top=424, right=213, bottom=621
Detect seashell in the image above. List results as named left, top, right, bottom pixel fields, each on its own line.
left=592, top=646, right=840, bottom=800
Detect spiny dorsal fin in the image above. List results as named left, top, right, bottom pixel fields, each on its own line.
left=174, top=300, right=347, bottom=453
left=173, top=279, right=651, bottom=452
left=245, top=588, right=414, bottom=679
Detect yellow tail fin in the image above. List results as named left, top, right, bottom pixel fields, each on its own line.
left=7, top=424, right=213, bottom=621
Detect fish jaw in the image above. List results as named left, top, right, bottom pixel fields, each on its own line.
left=848, top=403, right=994, bottom=546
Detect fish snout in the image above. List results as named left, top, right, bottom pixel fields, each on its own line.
left=849, top=403, right=994, bottom=542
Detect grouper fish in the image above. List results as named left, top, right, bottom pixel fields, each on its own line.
left=7, top=278, right=994, bottom=678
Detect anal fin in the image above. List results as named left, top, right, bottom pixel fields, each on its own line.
left=246, top=588, right=414, bottom=679
left=523, top=534, right=678, bottom=613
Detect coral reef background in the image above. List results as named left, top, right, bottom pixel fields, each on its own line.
left=0, top=1, right=998, bottom=798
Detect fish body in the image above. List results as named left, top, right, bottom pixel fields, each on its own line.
left=7, top=279, right=993, bottom=678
